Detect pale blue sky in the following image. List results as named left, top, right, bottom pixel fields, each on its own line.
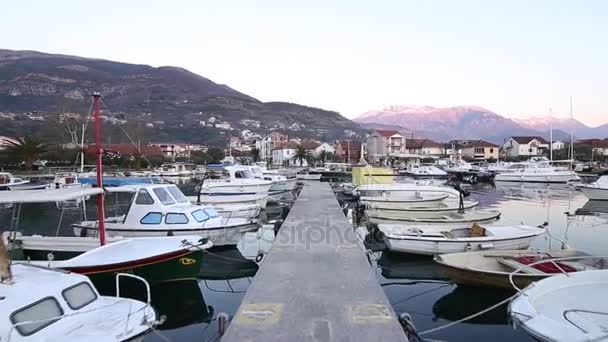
left=3, top=0, right=607, bottom=125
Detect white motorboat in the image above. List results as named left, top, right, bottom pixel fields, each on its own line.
left=360, top=193, right=449, bottom=210
left=156, top=162, right=196, bottom=177
left=578, top=174, right=608, bottom=201
left=509, top=269, right=608, bottom=341
left=296, top=172, right=322, bottom=180
left=356, top=183, right=462, bottom=198
left=200, top=166, right=273, bottom=198
left=434, top=249, right=604, bottom=289
left=73, top=184, right=258, bottom=245
left=368, top=208, right=501, bottom=225
left=1, top=263, right=157, bottom=341
left=442, top=160, right=481, bottom=174
left=494, top=161, right=580, bottom=183
left=0, top=172, right=30, bottom=189
left=378, top=223, right=545, bottom=255
left=369, top=199, right=479, bottom=215
left=398, top=164, right=448, bottom=180
left=248, top=166, right=297, bottom=192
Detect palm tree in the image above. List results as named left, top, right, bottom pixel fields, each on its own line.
left=318, top=150, right=329, bottom=165
left=291, top=144, right=310, bottom=167
left=4, top=137, right=47, bottom=170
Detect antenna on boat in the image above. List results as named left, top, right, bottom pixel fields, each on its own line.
left=549, top=108, right=553, bottom=162
left=569, top=96, right=574, bottom=169
left=92, top=92, right=107, bottom=246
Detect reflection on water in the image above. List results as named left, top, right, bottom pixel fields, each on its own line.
left=372, top=181, right=608, bottom=342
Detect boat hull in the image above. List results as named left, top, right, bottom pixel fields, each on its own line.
left=269, top=178, right=297, bottom=192
left=438, top=261, right=544, bottom=289
left=494, top=173, right=578, bottom=183
left=73, top=222, right=258, bottom=246
left=63, top=249, right=204, bottom=295
left=579, top=186, right=608, bottom=201
left=384, top=234, right=538, bottom=255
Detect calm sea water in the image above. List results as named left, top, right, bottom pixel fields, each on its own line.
left=4, top=180, right=608, bottom=341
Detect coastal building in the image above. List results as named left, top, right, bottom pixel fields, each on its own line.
left=312, top=142, right=335, bottom=156
left=271, top=141, right=309, bottom=166
left=256, top=132, right=289, bottom=161
left=450, top=140, right=499, bottom=160
left=502, top=136, right=549, bottom=158
left=552, top=140, right=566, bottom=150
left=366, top=130, right=407, bottom=162
left=335, top=140, right=362, bottom=163
left=148, top=142, right=206, bottom=159
left=404, top=139, right=443, bottom=156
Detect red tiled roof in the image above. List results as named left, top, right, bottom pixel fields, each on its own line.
left=301, top=140, right=321, bottom=150
left=375, top=130, right=401, bottom=137
left=510, top=136, right=549, bottom=144
left=405, top=138, right=441, bottom=149
left=102, top=144, right=163, bottom=156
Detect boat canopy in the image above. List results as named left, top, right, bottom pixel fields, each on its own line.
left=0, top=187, right=103, bottom=204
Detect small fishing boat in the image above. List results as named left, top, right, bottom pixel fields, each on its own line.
left=248, top=166, right=298, bottom=192
left=1, top=263, right=157, bottom=341
left=356, top=183, right=462, bottom=198
left=200, top=166, right=273, bottom=196
left=360, top=193, right=449, bottom=209
left=73, top=184, right=258, bottom=245
left=365, top=197, right=479, bottom=213
left=509, top=269, right=608, bottom=341
left=434, top=249, right=605, bottom=289
left=30, top=235, right=211, bottom=294
left=368, top=209, right=501, bottom=225
left=398, top=164, right=448, bottom=181
left=378, top=223, right=544, bottom=255
left=578, top=173, right=608, bottom=201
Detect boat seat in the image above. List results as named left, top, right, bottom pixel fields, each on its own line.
left=497, top=258, right=547, bottom=274
left=469, top=223, right=486, bottom=237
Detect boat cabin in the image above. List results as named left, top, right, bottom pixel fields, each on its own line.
left=106, top=184, right=221, bottom=227
left=1, top=264, right=103, bottom=338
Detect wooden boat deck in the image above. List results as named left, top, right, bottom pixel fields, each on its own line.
left=221, top=181, right=406, bottom=341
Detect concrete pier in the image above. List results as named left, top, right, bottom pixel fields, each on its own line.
left=222, top=181, right=406, bottom=342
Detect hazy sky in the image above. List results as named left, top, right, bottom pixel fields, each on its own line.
left=4, top=0, right=608, bottom=125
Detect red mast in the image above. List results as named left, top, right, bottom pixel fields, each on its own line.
left=92, top=92, right=106, bottom=245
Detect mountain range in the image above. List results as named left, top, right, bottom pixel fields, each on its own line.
left=0, top=49, right=362, bottom=145
left=354, top=105, right=607, bottom=143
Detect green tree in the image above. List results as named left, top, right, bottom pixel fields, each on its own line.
left=207, top=147, right=225, bottom=164
left=291, top=144, right=310, bottom=167
left=4, top=137, right=48, bottom=170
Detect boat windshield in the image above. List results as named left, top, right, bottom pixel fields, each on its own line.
left=167, top=185, right=189, bottom=203
left=153, top=187, right=175, bottom=205
left=204, top=207, right=220, bottom=218
left=234, top=170, right=254, bottom=179
left=62, top=282, right=97, bottom=310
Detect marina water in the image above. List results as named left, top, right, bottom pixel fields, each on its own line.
left=2, top=180, right=606, bottom=341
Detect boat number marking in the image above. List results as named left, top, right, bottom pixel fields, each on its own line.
left=235, top=303, right=284, bottom=325
left=179, top=257, right=197, bottom=265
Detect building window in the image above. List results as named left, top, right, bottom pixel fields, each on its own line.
left=529, top=148, right=533, bottom=153
left=489, top=148, right=494, bottom=153
left=474, top=148, right=484, bottom=153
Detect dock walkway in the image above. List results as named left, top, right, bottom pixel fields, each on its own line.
left=222, top=181, right=406, bottom=341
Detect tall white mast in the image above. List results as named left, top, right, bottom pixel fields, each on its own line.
left=549, top=108, right=553, bottom=161
left=569, top=96, right=574, bottom=167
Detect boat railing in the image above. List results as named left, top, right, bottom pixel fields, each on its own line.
left=115, top=273, right=152, bottom=304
